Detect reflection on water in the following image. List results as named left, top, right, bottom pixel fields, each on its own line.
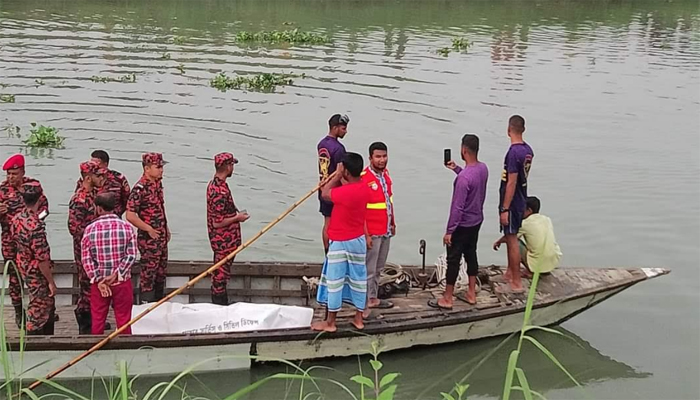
left=1, top=0, right=699, bottom=398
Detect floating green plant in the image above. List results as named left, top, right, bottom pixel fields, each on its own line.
left=90, top=73, right=137, bottom=83
left=452, top=37, right=471, bottom=51
left=437, top=47, right=451, bottom=57
left=0, top=94, right=15, bottom=103
left=34, top=79, right=45, bottom=86
left=235, top=29, right=330, bottom=45
left=161, top=52, right=171, bottom=60
left=173, top=36, right=186, bottom=45
left=2, top=122, right=20, bottom=138
left=176, top=64, right=186, bottom=74
left=24, top=123, right=65, bottom=148
left=210, top=71, right=302, bottom=92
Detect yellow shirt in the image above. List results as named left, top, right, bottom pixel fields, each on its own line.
left=518, top=214, right=562, bottom=273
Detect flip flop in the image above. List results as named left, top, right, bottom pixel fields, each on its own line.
left=371, top=299, right=394, bottom=309
left=427, top=298, right=452, bottom=310
left=455, top=292, right=476, bottom=305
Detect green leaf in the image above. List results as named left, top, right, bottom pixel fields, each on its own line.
left=369, top=359, right=383, bottom=372
left=515, top=368, right=533, bottom=400
left=502, top=349, right=520, bottom=400
left=19, top=389, right=41, bottom=400
left=350, top=375, right=374, bottom=388
left=455, top=383, right=469, bottom=398
left=524, top=325, right=564, bottom=336
left=377, top=384, right=397, bottom=400
left=440, top=393, right=456, bottom=400
left=523, top=335, right=581, bottom=387
left=379, top=372, right=399, bottom=388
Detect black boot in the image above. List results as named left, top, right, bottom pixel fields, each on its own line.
left=14, top=304, right=25, bottom=329
left=140, top=290, right=156, bottom=304
left=42, top=309, right=56, bottom=335
left=211, top=291, right=229, bottom=306
left=74, top=309, right=92, bottom=335
left=154, top=281, right=165, bottom=301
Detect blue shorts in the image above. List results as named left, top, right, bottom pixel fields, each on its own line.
left=319, top=200, right=333, bottom=217
left=500, top=209, right=523, bottom=235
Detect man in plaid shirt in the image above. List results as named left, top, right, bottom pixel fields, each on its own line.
left=81, top=192, right=138, bottom=334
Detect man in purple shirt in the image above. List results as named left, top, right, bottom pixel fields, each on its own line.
left=317, top=114, right=349, bottom=253
left=499, top=115, right=534, bottom=292
left=429, top=134, right=488, bottom=310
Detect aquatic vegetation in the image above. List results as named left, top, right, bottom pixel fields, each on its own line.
left=161, top=52, right=171, bottom=60
left=437, top=47, right=451, bottom=57
left=210, top=71, right=302, bottom=92
left=2, top=122, right=20, bottom=138
left=90, top=73, right=137, bottom=83
left=0, top=94, right=15, bottom=103
left=173, top=36, right=186, bottom=45
left=24, top=123, right=65, bottom=148
left=176, top=64, right=186, bottom=74
left=235, top=29, right=330, bottom=45
left=452, top=37, right=471, bottom=51
left=34, top=79, right=45, bottom=86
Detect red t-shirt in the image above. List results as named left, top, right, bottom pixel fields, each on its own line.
left=327, top=181, right=370, bottom=241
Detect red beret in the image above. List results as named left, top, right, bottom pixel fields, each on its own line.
left=2, top=154, right=25, bottom=171
left=214, top=152, right=238, bottom=167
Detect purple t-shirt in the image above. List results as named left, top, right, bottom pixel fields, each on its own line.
left=446, top=162, right=489, bottom=234
left=317, top=136, right=346, bottom=202
left=499, top=142, right=534, bottom=213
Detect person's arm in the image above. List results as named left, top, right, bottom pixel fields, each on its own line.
left=68, top=198, right=89, bottom=238
left=445, top=176, right=470, bottom=235
left=321, top=166, right=343, bottom=202
left=120, top=176, right=131, bottom=215
left=126, top=186, right=159, bottom=238
left=81, top=230, right=97, bottom=283
left=37, top=183, right=49, bottom=217
left=118, top=226, right=138, bottom=280
left=445, top=160, right=463, bottom=175
left=33, top=227, right=56, bottom=296
left=492, top=235, right=506, bottom=251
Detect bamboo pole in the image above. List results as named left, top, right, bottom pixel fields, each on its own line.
left=26, top=172, right=336, bottom=392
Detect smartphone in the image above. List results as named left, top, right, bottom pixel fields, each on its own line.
left=239, top=209, right=248, bottom=215
left=443, top=149, right=451, bottom=165
left=38, top=210, right=48, bottom=220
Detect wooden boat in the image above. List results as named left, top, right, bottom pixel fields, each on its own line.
left=0, top=260, right=668, bottom=380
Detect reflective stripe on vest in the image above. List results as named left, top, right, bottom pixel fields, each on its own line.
left=367, top=196, right=393, bottom=209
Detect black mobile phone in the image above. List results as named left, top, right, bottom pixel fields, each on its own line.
left=443, top=148, right=451, bottom=165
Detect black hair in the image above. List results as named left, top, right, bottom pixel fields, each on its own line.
left=509, top=115, right=526, bottom=134
left=461, top=134, right=479, bottom=154
left=91, top=150, right=109, bottom=164
left=526, top=196, right=541, bottom=214
left=342, top=152, right=363, bottom=177
left=328, top=114, right=349, bottom=128
left=369, top=142, right=387, bottom=157
left=95, top=192, right=117, bottom=212
left=21, top=190, right=41, bottom=207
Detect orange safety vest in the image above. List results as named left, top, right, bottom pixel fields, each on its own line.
left=361, top=167, right=394, bottom=236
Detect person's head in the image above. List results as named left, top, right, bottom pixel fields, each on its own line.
left=80, top=161, right=107, bottom=188
left=507, top=115, right=526, bottom=138
left=340, top=152, right=363, bottom=181
left=214, top=152, right=238, bottom=178
left=368, top=142, right=388, bottom=171
left=142, top=152, right=166, bottom=180
left=21, top=185, right=42, bottom=211
left=524, top=196, right=541, bottom=218
left=90, top=150, right=110, bottom=169
left=460, top=134, right=479, bottom=161
left=3, top=154, right=25, bottom=187
left=328, top=114, right=350, bottom=139
left=95, top=192, right=117, bottom=216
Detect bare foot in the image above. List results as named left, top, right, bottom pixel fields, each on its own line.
left=509, top=278, right=526, bottom=293
left=362, top=308, right=372, bottom=319
left=465, top=290, right=477, bottom=305
left=352, top=314, right=365, bottom=330
left=438, top=297, right=453, bottom=309
left=311, top=320, right=337, bottom=332
left=504, top=270, right=512, bottom=281
left=521, top=268, right=533, bottom=279
left=367, top=298, right=381, bottom=308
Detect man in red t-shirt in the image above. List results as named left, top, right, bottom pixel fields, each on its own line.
left=312, top=152, right=370, bottom=332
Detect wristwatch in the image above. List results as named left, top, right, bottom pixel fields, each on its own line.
left=500, top=208, right=509, bottom=213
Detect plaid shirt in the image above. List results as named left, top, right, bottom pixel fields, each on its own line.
left=81, top=214, right=138, bottom=283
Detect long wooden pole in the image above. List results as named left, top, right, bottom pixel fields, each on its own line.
left=26, top=173, right=335, bottom=391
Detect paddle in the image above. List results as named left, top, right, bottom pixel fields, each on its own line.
left=25, top=171, right=338, bottom=392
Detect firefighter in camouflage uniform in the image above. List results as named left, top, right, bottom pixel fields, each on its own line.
left=0, top=154, right=49, bottom=328
left=11, top=185, right=57, bottom=335
left=206, top=152, right=249, bottom=305
left=126, top=153, right=170, bottom=303
left=74, top=150, right=130, bottom=217
left=68, top=161, right=106, bottom=334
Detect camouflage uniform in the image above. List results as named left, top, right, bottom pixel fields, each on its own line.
left=206, top=153, right=241, bottom=304
left=127, top=153, right=168, bottom=301
left=68, top=162, right=103, bottom=329
left=11, top=207, right=54, bottom=334
left=75, top=169, right=130, bottom=216
left=0, top=175, right=49, bottom=323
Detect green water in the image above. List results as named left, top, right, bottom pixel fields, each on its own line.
left=1, top=0, right=699, bottom=398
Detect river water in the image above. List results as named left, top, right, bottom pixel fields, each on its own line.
left=1, top=0, right=698, bottom=398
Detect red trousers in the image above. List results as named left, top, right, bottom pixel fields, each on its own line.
left=90, top=280, right=133, bottom=335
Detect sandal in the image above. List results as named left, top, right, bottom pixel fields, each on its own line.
left=427, top=298, right=452, bottom=310
left=371, top=299, right=394, bottom=309
left=455, top=292, right=476, bottom=305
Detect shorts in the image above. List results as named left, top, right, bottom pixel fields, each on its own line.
left=319, top=199, right=333, bottom=217
left=500, top=208, right=523, bottom=235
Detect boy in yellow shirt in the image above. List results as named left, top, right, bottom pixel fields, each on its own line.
left=493, top=197, right=561, bottom=276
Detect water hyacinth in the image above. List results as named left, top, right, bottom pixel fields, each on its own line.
left=0, top=94, right=15, bottom=103
left=210, top=71, right=302, bottom=92
left=24, top=123, right=65, bottom=148
left=90, top=73, right=137, bottom=83
left=235, top=29, right=330, bottom=45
